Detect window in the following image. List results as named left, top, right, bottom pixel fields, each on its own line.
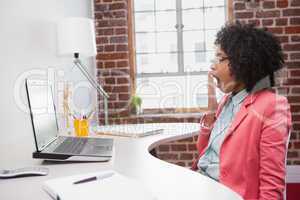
left=134, top=0, right=227, bottom=110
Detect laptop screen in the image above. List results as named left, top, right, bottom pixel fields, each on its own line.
left=26, top=79, right=59, bottom=151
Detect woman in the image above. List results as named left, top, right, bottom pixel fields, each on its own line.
left=191, top=22, right=291, bottom=200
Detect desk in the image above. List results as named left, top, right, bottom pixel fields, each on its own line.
left=0, top=123, right=242, bottom=200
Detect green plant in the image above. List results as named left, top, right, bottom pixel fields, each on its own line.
left=131, top=95, right=142, bottom=114
left=131, top=95, right=142, bottom=108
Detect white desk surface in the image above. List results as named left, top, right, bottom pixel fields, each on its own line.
left=0, top=123, right=242, bottom=200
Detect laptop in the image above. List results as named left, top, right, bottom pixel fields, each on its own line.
left=25, top=79, right=113, bottom=162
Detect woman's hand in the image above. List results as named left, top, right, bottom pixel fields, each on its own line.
left=201, top=72, right=218, bottom=128
left=207, top=71, right=218, bottom=112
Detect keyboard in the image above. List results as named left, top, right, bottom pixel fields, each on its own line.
left=54, top=137, right=87, bottom=154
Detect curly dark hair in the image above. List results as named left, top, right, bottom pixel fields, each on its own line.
left=214, top=21, right=284, bottom=92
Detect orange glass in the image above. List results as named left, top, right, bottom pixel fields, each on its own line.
left=74, top=119, right=89, bottom=137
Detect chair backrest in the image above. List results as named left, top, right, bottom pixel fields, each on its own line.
left=283, top=130, right=291, bottom=200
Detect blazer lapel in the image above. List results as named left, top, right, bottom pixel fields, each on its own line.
left=226, top=92, right=259, bottom=136
left=226, top=105, right=248, bottom=136
left=215, top=95, right=230, bottom=118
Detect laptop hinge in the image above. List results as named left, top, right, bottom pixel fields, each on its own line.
left=39, top=136, right=60, bottom=152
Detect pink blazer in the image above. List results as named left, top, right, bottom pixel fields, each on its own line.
left=192, top=90, right=291, bottom=200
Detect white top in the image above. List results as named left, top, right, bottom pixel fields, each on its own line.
left=0, top=123, right=242, bottom=200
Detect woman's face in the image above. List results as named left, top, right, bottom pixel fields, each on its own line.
left=209, top=46, right=244, bottom=94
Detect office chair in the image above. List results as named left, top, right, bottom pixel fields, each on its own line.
left=284, top=130, right=291, bottom=200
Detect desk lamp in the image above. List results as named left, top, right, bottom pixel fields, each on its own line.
left=57, top=17, right=109, bottom=125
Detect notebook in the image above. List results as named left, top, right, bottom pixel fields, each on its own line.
left=25, top=79, right=113, bottom=162
left=95, top=124, right=164, bottom=138
left=43, top=170, right=156, bottom=200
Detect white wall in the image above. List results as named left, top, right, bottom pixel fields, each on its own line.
left=0, top=0, right=96, bottom=163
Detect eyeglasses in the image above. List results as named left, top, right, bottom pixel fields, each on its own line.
left=210, top=57, right=228, bottom=65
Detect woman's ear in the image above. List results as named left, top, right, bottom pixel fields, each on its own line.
left=228, top=64, right=235, bottom=77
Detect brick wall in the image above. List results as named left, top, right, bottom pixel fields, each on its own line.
left=94, top=0, right=132, bottom=124
left=94, top=0, right=300, bottom=166
left=152, top=135, right=199, bottom=167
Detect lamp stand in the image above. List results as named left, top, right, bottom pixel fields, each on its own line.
left=73, top=53, right=109, bottom=125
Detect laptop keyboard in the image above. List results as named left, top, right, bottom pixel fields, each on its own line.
left=54, top=137, right=87, bottom=154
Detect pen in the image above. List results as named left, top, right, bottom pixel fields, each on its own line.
left=87, top=111, right=95, bottom=119
left=69, top=113, right=76, bottom=119
left=73, top=172, right=114, bottom=185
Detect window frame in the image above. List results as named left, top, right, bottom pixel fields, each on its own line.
left=130, top=0, right=233, bottom=112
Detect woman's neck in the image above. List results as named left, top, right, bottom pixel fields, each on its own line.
left=232, top=83, right=246, bottom=96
